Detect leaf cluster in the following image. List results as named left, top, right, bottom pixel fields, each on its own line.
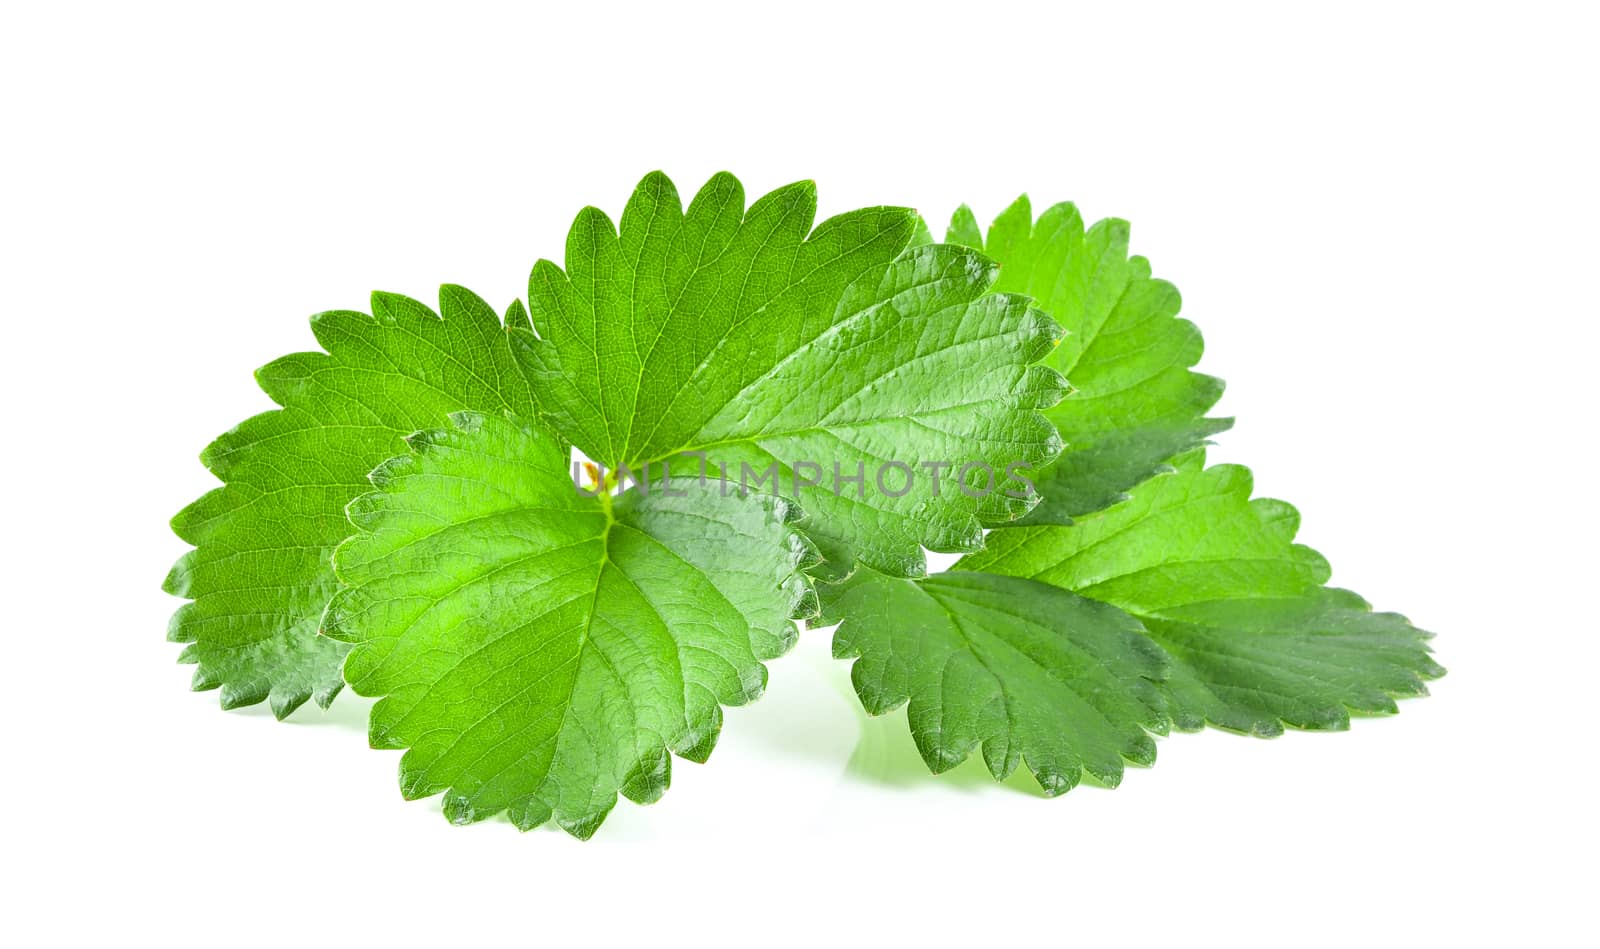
left=167, top=173, right=1440, bottom=836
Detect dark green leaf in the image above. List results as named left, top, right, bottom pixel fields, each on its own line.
left=961, top=452, right=1442, bottom=735
left=821, top=568, right=1168, bottom=794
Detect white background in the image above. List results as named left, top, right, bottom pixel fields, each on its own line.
left=4, top=1, right=1595, bottom=944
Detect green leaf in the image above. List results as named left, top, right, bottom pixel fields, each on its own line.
left=324, top=412, right=817, bottom=837
left=959, top=451, right=1442, bottom=735
left=948, top=197, right=1230, bottom=522
left=821, top=569, right=1169, bottom=794
left=514, top=171, right=1066, bottom=579
left=164, top=288, right=535, bottom=718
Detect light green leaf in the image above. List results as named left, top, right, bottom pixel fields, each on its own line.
left=821, top=569, right=1168, bottom=794
left=948, top=197, right=1230, bottom=522
left=324, top=412, right=817, bottom=837
left=164, top=289, right=535, bottom=718
left=514, top=171, right=1066, bottom=579
left=960, top=451, right=1442, bottom=735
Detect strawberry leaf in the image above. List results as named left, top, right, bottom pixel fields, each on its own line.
left=324, top=412, right=817, bottom=837
left=164, top=289, right=535, bottom=717
left=821, top=569, right=1168, bottom=794
left=948, top=198, right=1230, bottom=523
left=962, top=452, right=1442, bottom=735
left=515, top=172, right=1066, bottom=579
